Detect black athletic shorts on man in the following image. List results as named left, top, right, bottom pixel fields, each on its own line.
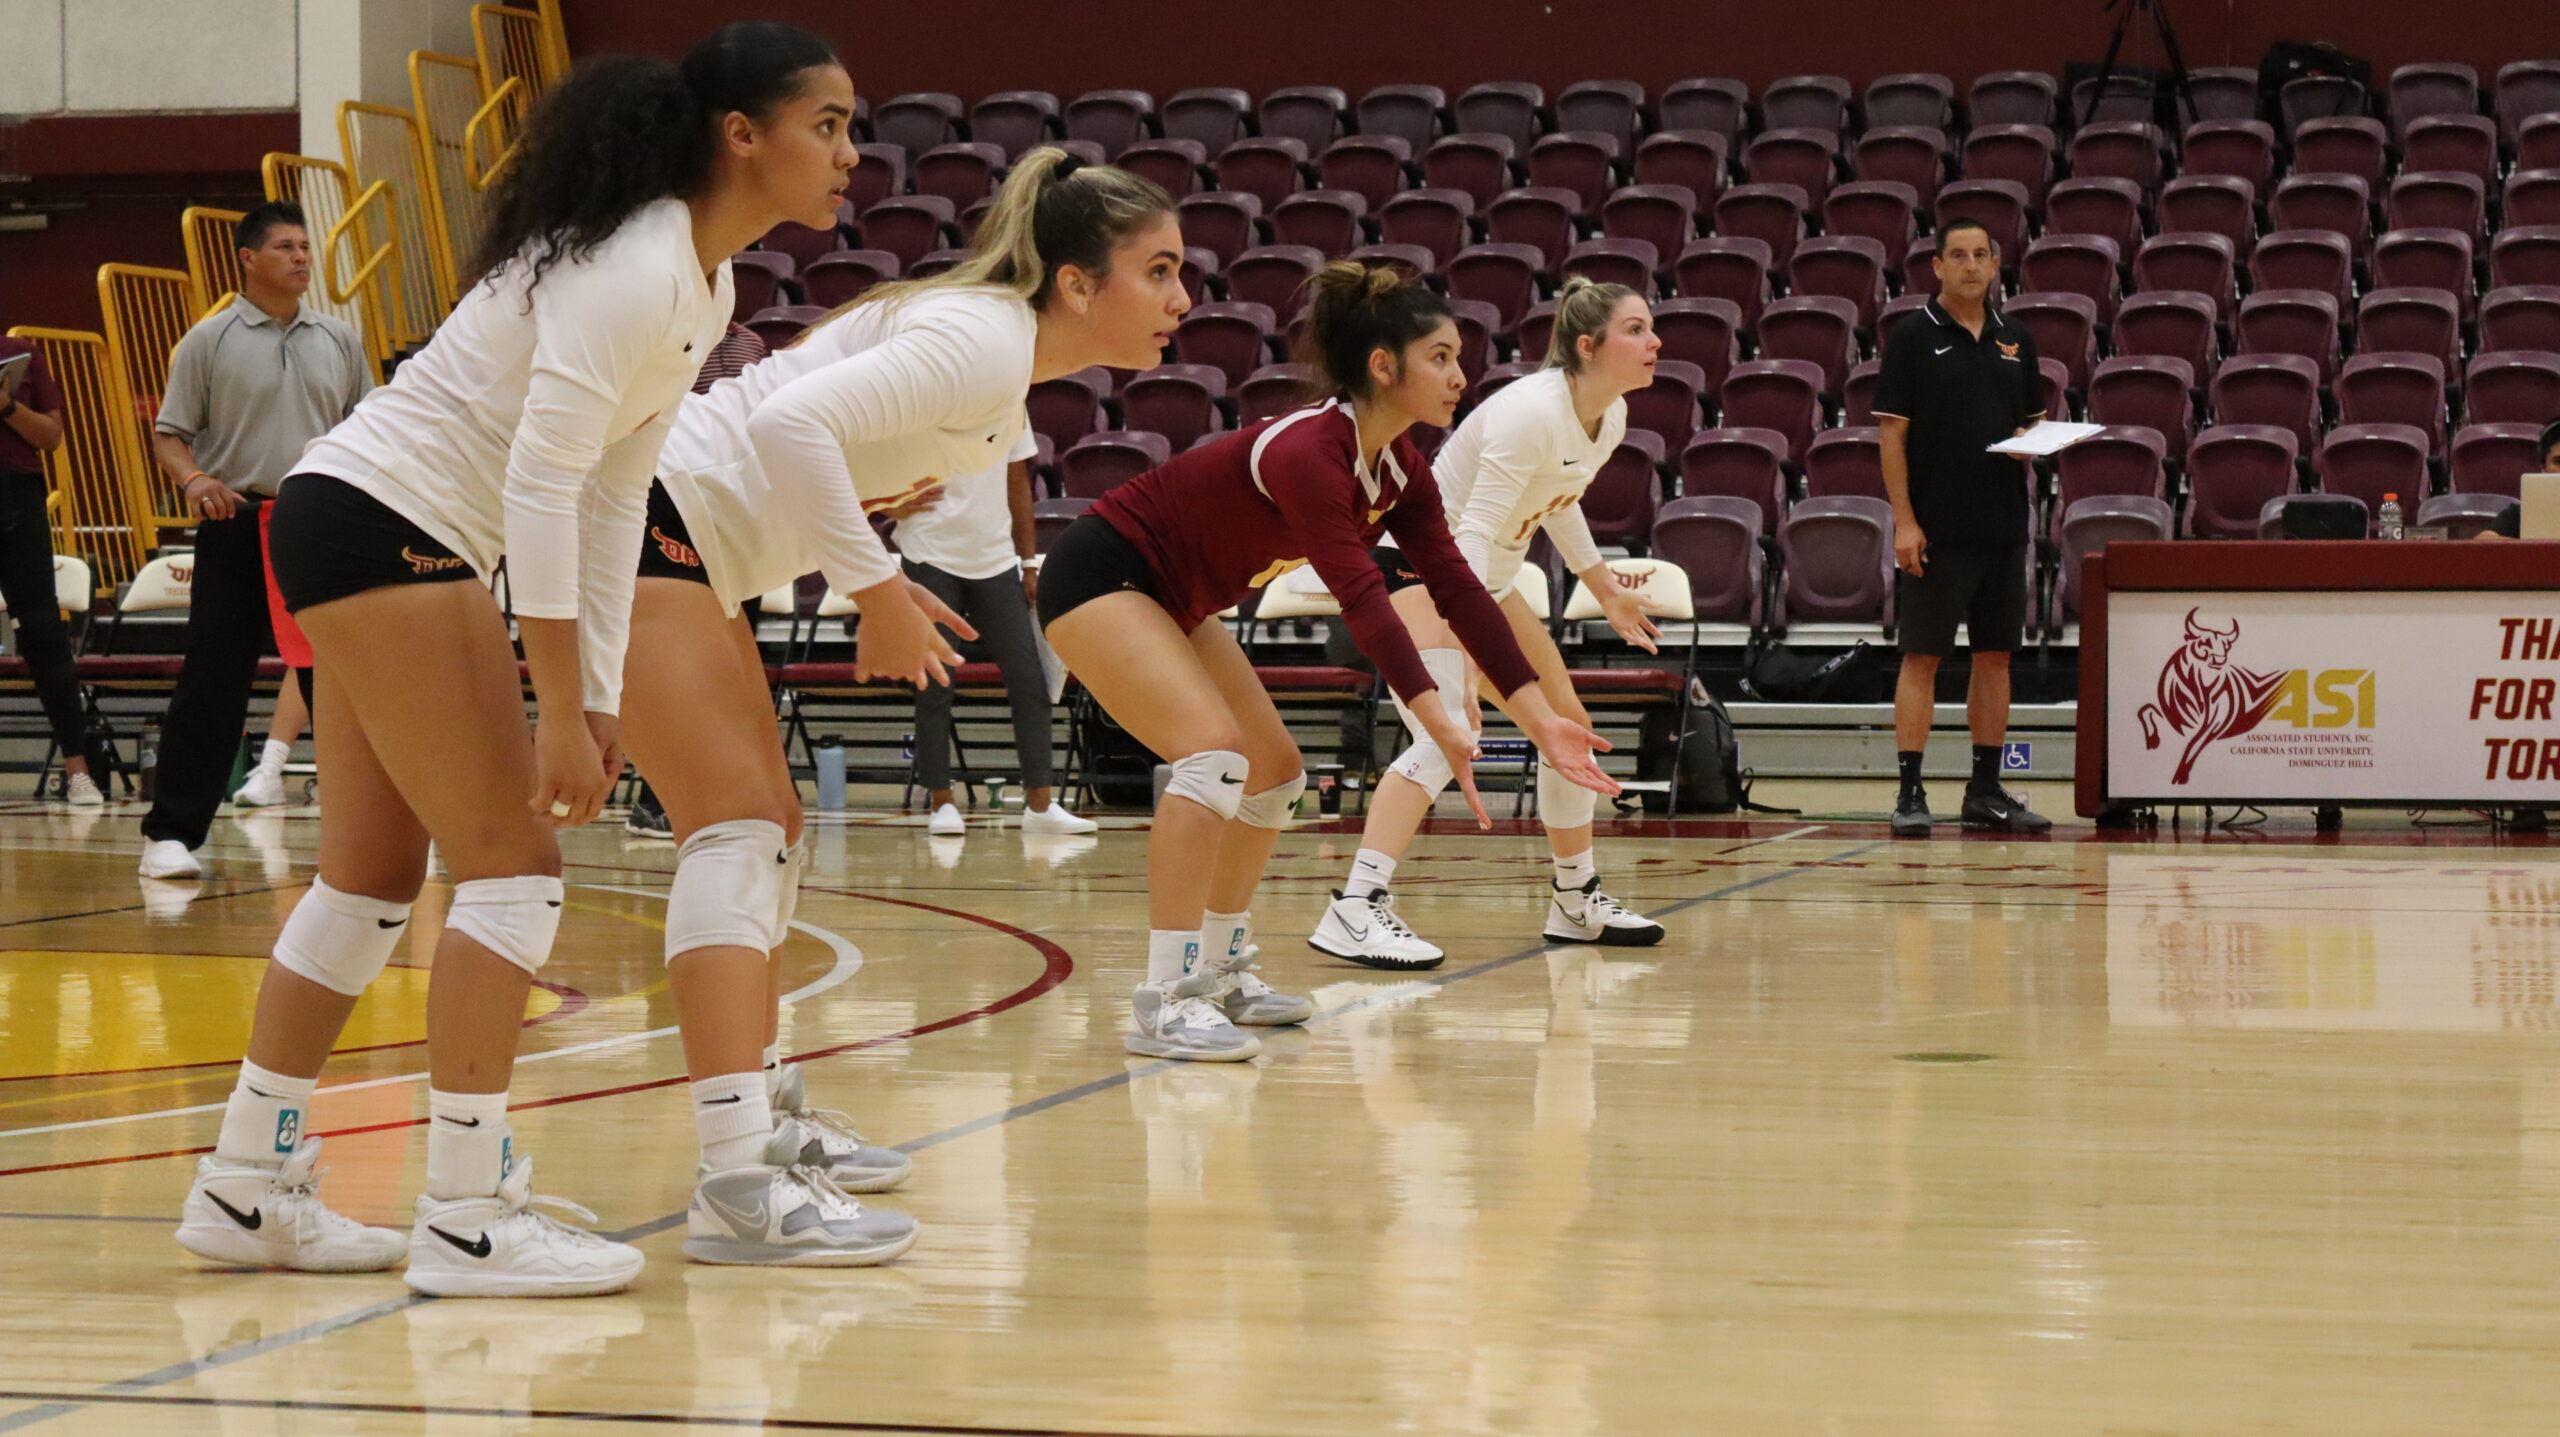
left=1870, top=299, right=2043, bottom=655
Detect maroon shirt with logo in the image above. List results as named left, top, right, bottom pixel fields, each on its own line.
left=1091, top=400, right=1537, bottom=705
left=0, top=337, right=65, bottom=476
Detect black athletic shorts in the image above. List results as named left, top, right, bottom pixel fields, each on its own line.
left=268, top=473, right=476, bottom=614
left=635, top=481, right=711, bottom=586
left=1896, top=541, right=2029, bottom=657
left=1371, top=543, right=1426, bottom=594
left=1035, top=514, right=1162, bottom=629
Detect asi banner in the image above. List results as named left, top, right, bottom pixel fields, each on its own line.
left=2107, top=590, right=2560, bottom=803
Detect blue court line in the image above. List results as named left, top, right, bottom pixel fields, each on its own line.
left=0, top=838, right=1875, bottom=1433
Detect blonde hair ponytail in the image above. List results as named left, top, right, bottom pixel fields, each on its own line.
left=1540, top=275, right=1640, bottom=373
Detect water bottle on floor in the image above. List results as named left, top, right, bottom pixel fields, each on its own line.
left=814, top=737, right=847, bottom=812
left=2378, top=493, right=2403, bottom=540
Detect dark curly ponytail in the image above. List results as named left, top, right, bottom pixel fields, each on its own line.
left=465, top=20, right=839, bottom=294
left=1294, top=260, right=1453, bottom=401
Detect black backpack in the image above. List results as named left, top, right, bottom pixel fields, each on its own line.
left=1638, top=681, right=1798, bottom=815
left=1740, top=639, right=1884, bottom=703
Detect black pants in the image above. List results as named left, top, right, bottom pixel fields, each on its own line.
left=905, top=560, right=1054, bottom=791
left=142, top=504, right=273, bottom=849
left=0, top=471, right=88, bottom=758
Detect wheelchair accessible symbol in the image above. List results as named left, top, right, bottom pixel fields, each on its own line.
left=2001, top=742, right=2031, bottom=772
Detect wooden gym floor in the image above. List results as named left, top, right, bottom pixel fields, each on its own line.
left=0, top=784, right=2556, bottom=1435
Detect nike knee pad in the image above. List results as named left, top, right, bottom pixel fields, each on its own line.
left=666, top=819, right=789, bottom=963
left=1163, top=749, right=1248, bottom=821
left=1393, top=647, right=1471, bottom=739
left=1235, top=771, right=1307, bottom=829
left=271, top=878, right=413, bottom=997
left=769, top=836, right=808, bottom=949
left=1537, top=758, right=1598, bottom=830
left=1388, top=739, right=1456, bottom=797
left=443, top=875, right=565, bottom=976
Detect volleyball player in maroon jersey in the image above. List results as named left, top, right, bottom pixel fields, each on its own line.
left=1038, top=261, right=1618, bottom=1062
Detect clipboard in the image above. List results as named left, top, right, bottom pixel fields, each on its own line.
left=1985, top=421, right=2104, bottom=458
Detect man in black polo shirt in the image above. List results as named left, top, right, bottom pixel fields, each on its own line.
left=1872, top=220, right=2052, bottom=836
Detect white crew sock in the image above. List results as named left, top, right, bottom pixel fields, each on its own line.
left=760, top=1041, right=785, bottom=1100
left=1553, top=849, right=1596, bottom=895
left=1147, top=928, right=1200, bottom=985
left=213, top=1060, right=316, bottom=1166
left=692, top=1072, right=775, bottom=1171
left=257, top=738, right=291, bottom=773
left=1202, top=909, right=1250, bottom=966
left=1347, top=848, right=1397, bottom=898
left=425, top=1089, right=514, bottom=1200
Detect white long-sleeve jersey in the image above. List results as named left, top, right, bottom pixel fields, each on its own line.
left=294, top=198, right=731, bottom=714
left=1426, top=368, right=1618, bottom=597
left=655, top=285, right=1038, bottom=610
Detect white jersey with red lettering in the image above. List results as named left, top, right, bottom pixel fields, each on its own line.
left=1424, top=367, right=1617, bottom=597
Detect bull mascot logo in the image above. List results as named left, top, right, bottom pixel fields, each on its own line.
left=2136, top=609, right=2287, bottom=784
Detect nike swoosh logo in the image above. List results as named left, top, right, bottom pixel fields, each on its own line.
left=1934, top=346, right=1955, bottom=355
left=439, top=1115, right=481, bottom=1127
left=706, top=1191, right=770, bottom=1232
left=244, top=1087, right=278, bottom=1100
left=376, top=918, right=406, bottom=929
left=1218, top=775, right=1242, bottom=785
left=208, top=1193, right=262, bottom=1230
left=429, top=1225, right=493, bottom=1259
left=704, top=1095, right=744, bottom=1106
left=544, top=900, right=562, bottom=908
left=1342, top=921, right=1370, bottom=941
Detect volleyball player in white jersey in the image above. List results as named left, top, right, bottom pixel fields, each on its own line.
left=1310, top=279, right=1671, bottom=967
left=623, top=149, right=1185, bottom=1263
left=173, top=23, right=858, bottom=1297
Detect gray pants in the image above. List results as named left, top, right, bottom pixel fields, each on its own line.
left=905, top=559, right=1054, bottom=791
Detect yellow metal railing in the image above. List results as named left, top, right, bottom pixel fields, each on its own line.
left=5, top=328, right=157, bottom=592
left=532, top=0, right=571, bottom=86
left=96, top=265, right=203, bottom=529
left=464, top=75, right=526, bottom=193
left=262, top=154, right=389, bottom=379
left=327, top=182, right=401, bottom=310
left=412, top=51, right=495, bottom=283
left=180, top=207, right=246, bottom=315
left=473, top=5, right=552, bottom=106
left=341, top=101, right=457, bottom=336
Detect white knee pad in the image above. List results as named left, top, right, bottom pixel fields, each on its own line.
left=1392, top=647, right=1471, bottom=739
left=1388, top=738, right=1456, bottom=797
left=1235, top=771, right=1306, bottom=829
left=1537, top=758, right=1599, bottom=830
left=271, top=878, right=414, bottom=997
left=1164, top=749, right=1248, bottom=821
left=769, top=837, right=808, bottom=949
left=666, top=819, right=790, bottom=963
left=444, top=875, right=565, bottom=975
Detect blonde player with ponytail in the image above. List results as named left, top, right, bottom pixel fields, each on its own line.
left=620, top=147, right=1191, bottom=1263
left=1308, top=277, right=1671, bottom=967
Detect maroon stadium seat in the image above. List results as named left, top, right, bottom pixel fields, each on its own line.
left=2185, top=424, right=2303, bottom=538
left=2334, top=351, right=2450, bottom=453
left=968, top=91, right=1060, bottom=161
left=1652, top=296, right=1743, bottom=394
left=1678, top=428, right=1790, bottom=527
left=1064, top=89, right=1155, bottom=160
left=1161, top=88, right=1251, bottom=153
left=2464, top=350, right=2560, bottom=425
left=1317, top=135, right=1414, bottom=211
left=2115, top=290, right=2223, bottom=375
left=2317, top=423, right=2431, bottom=521
left=1258, top=87, right=1349, bottom=153
left=2236, top=288, right=2344, bottom=381
left=2210, top=353, right=2323, bottom=453
left=1776, top=495, right=1895, bottom=625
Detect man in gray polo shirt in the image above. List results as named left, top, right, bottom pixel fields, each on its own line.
left=139, top=201, right=371, bottom=878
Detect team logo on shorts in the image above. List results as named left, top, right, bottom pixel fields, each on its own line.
left=651, top=525, right=702, bottom=568
left=401, top=546, right=466, bottom=575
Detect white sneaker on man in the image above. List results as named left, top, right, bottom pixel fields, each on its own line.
left=769, top=1066, right=910, bottom=1193
left=1019, top=802, right=1097, bottom=834
left=138, top=838, right=201, bottom=879
left=1125, top=977, right=1262, bottom=1062
left=231, top=764, right=288, bottom=809
left=175, top=1137, right=408, bottom=1272
left=1307, top=888, right=1446, bottom=970
left=403, top=1154, right=642, bottom=1298
left=63, top=771, right=104, bottom=807
left=683, top=1129, right=918, bottom=1267
left=926, top=802, right=965, bottom=836
left=1543, top=877, right=1664, bottom=947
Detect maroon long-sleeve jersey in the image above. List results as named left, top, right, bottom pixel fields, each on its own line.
left=1090, top=400, right=1539, bottom=705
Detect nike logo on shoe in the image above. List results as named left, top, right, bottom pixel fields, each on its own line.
left=208, top=1193, right=262, bottom=1230
left=439, top=1116, right=482, bottom=1128
left=428, top=1225, right=493, bottom=1259
left=376, top=918, right=406, bottom=929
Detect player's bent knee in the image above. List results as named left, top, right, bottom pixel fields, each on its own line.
left=1537, top=758, right=1599, bottom=830
left=1388, top=739, right=1456, bottom=797
left=271, top=878, right=414, bottom=997
left=1164, top=748, right=1249, bottom=821
left=1235, top=770, right=1306, bottom=829
left=443, top=874, right=566, bottom=976
left=666, top=818, right=789, bottom=962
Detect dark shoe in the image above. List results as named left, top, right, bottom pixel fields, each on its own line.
left=626, top=790, right=673, bottom=840
left=2511, top=807, right=2548, bottom=834
left=1961, top=785, right=2052, bottom=833
left=1890, top=786, right=1934, bottom=836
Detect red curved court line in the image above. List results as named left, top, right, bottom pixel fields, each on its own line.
left=0, top=892, right=1072, bottom=1181
left=0, top=978, right=590, bottom=1085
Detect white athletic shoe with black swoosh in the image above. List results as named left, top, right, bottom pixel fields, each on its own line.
left=683, top=1129, right=918, bottom=1267
left=404, top=1153, right=642, bottom=1298
left=1307, top=888, right=1446, bottom=970
left=175, top=1137, right=408, bottom=1272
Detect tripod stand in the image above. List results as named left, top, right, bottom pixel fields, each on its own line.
left=2082, top=0, right=2196, bottom=129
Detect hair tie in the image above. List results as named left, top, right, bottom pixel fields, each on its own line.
left=1050, top=153, right=1084, bottom=182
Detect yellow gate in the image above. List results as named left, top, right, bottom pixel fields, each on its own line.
left=340, top=101, right=457, bottom=343
left=261, top=154, right=392, bottom=381
left=4, top=328, right=158, bottom=593
left=96, top=264, right=204, bottom=529
left=180, top=207, right=246, bottom=316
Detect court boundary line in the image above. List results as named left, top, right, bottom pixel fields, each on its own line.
left=0, top=833, right=1870, bottom=1435
left=0, top=1388, right=1224, bottom=1436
